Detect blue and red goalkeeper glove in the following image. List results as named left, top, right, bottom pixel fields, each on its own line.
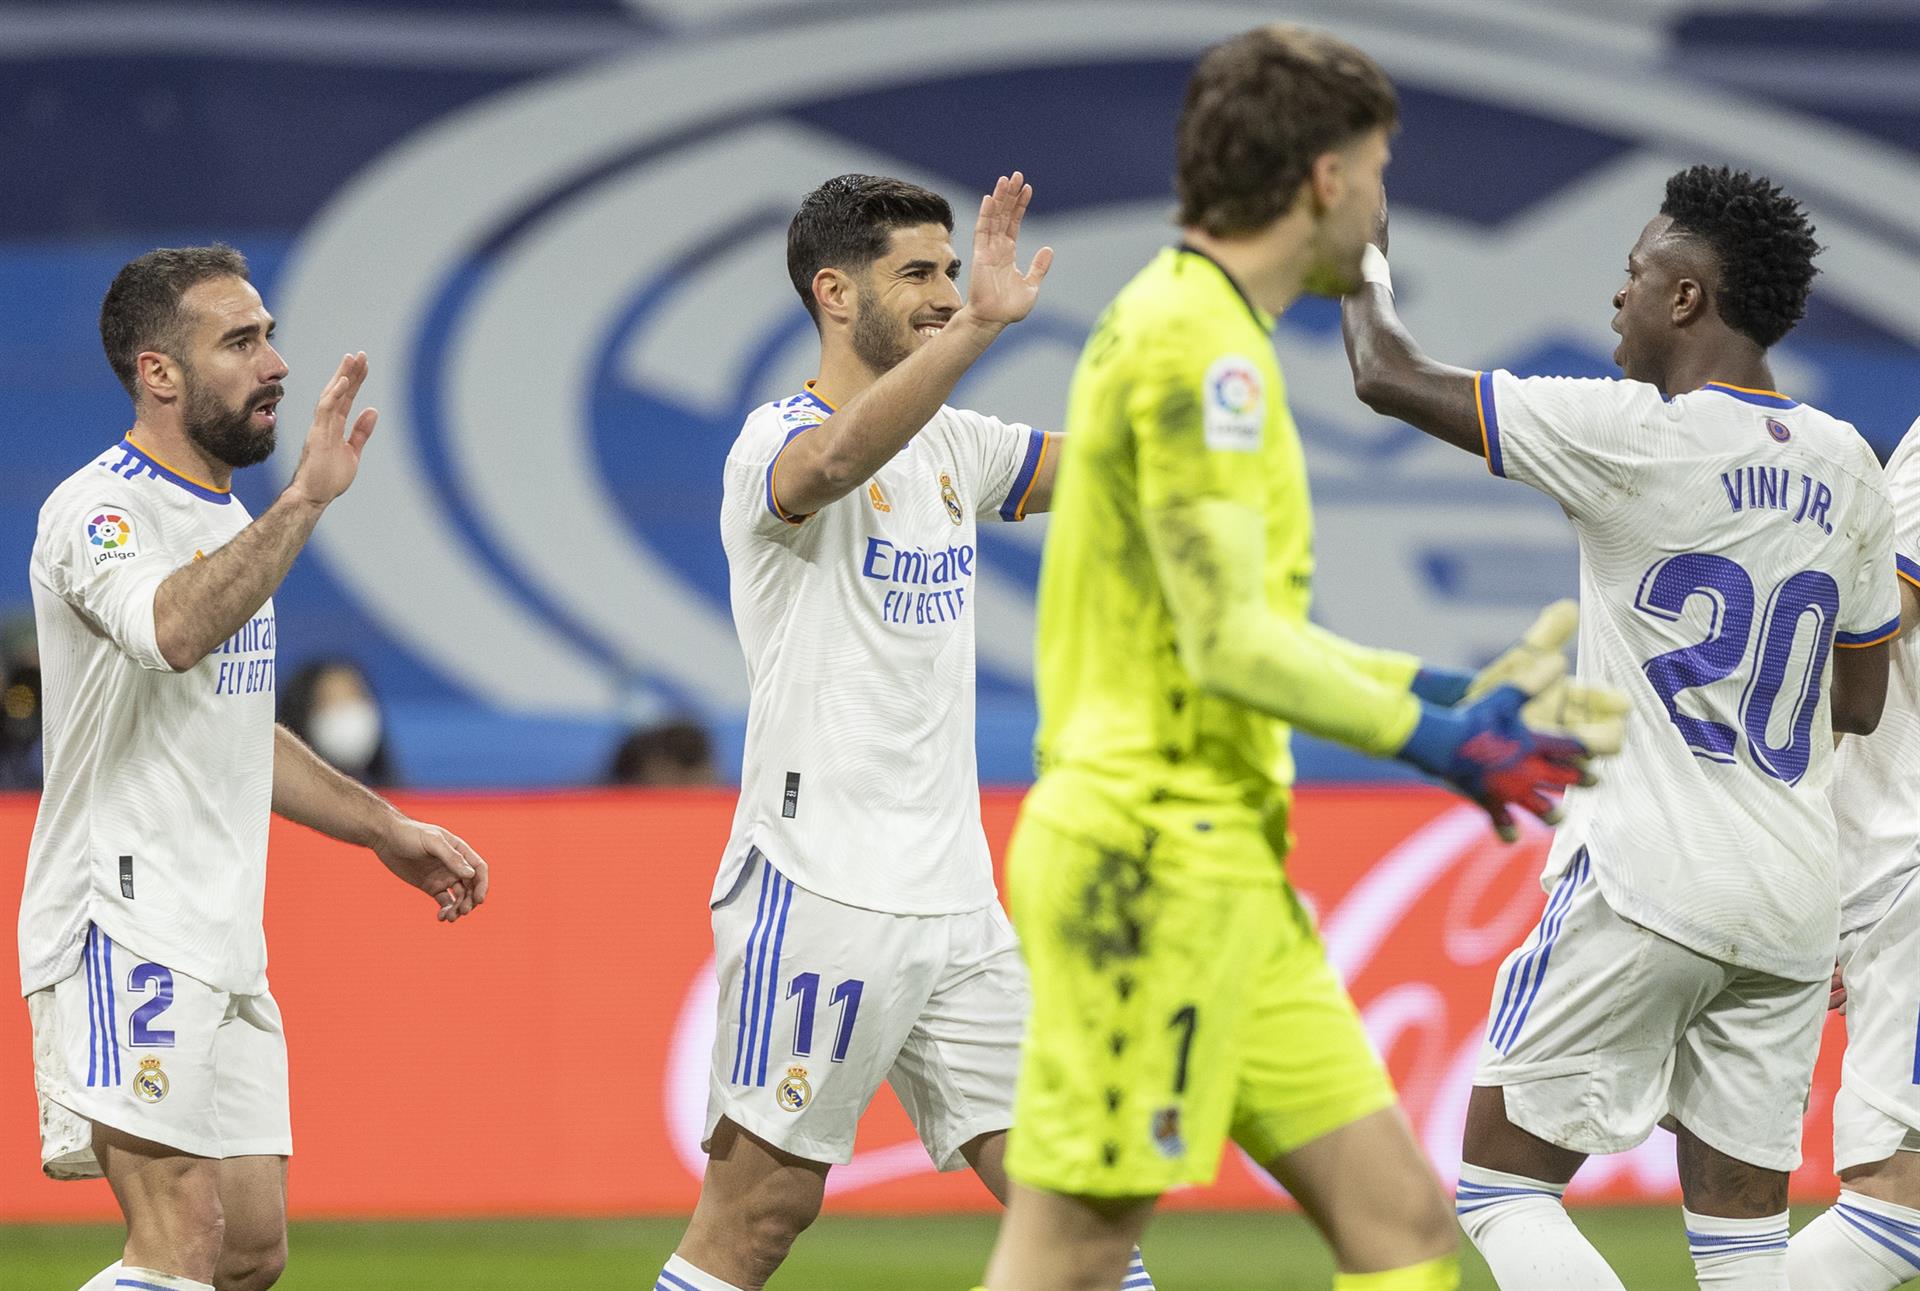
left=1396, top=684, right=1591, bottom=841
left=1411, top=666, right=1474, bottom=707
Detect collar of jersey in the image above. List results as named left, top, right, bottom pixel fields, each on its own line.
left=119, top=436, right=233, bottom=504
left=1699, top=381, right=1798, bottom=410
left=1174, top=243, right=1275, bottom=334
left=795, top=381, right=837, bottom=415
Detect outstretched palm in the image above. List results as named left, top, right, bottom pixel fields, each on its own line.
left=965, top=171, right=1054, bottom=326
left=290, top=351, right=379, bottom=505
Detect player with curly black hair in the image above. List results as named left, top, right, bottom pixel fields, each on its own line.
left=1657, top=164, right=1821, bottom=351
left=1341, top=168, right=1897, bottom=1289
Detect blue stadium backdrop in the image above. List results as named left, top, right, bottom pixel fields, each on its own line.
left=4, top=0, right=1918, bottom=787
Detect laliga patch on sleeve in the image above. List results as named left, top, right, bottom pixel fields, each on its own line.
left=781, top=406, right=825, bottom=430
left=1203, top=356, right=1265, bottom=452
left=84, top=510, right=139, bottom=565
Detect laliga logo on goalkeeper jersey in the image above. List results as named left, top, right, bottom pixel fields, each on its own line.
left=273, top=0, right=1920, bottom=721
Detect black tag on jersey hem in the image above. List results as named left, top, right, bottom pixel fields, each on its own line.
left=782, top=772, right=801, bottom=819
left=119, top=855, right=134, bottom=899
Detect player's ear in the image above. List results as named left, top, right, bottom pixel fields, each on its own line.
left=1307, top=150, right=1344, bottom=216
left=136, top=351, right=181, bottom=405
left=1671, top=277, right=1709, bottom=328
left=812, top=267, right=857, bottom=327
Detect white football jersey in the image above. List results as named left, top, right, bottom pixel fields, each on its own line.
left=1832, top=416, right=1920, bottom=933
left=1484, top=372, right=1897, bottom=981
left=18, top=438, right=276, bottom=998
left=717, top=385, right=1046, bottom=915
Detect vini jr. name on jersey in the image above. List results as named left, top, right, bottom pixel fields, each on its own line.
left=1721, top=465, right=1836, bottom=534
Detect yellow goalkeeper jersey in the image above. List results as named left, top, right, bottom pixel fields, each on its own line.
left=1024, top=247, right=1422, bottom=879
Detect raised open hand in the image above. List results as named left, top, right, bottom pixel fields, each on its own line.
left=289, top=351, right=378, bottom=506
left=964, top=171, right=1054, bottom=327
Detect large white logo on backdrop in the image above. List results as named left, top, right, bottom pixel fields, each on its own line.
left=276, top=0, right=1920, bottom=718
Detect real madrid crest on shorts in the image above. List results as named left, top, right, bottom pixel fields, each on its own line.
left=133, top=1057, right=170, bottom=1104
left=939, top=472, right=963, bottom=525
left=776, top=1065, right=812, bottom=1113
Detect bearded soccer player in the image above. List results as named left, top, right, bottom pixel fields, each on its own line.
left=655, top=176, right=1154, bottom=1291
left=982, top=27, right=1619, bottom=1291
left=1787, top=412, right=1920, bottom=1291
left=20, top=246, right=490, bottom=1291
left=1345, top=168, right=1895, bottom=1288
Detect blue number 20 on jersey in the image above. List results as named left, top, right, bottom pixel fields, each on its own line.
left=1636, top=552, right=1838, bottom=785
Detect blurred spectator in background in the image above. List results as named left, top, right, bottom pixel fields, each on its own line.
left=606, top=718, right=717, bottom=786
left=0, top=614, right=41, bottom=789
left=279, top=658, right=399, bottom=787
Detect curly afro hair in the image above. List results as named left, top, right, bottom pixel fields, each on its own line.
left=1659, top=165, right=1821, bottom=349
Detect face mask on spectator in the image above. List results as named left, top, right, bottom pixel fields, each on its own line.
left=308, top=698, right=381, bottom=774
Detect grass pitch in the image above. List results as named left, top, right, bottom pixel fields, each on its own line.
left=1, top=1208, right=1813, bottom=1288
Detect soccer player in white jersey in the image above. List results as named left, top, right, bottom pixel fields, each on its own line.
left=1787, top=413, right=1920, bottom=1291
left=654, top=174, right=1154, bottom=1291
left=1340, top=166, right=1896, bottom=1289
left=19, top=245, right=490, bottom=1291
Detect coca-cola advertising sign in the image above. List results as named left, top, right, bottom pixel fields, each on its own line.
left=0, top=789, right=1843, bottom=1220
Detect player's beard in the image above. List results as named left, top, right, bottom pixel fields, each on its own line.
left=849, top=294, right=916, bottom=375
left=1303, top=259, right=1362, bottom=298
left=182, top=371, right=282, bottom=469
left=1301, top=207, right=1371, bottom=298
left=1302, top=238, right=1366, bottom=298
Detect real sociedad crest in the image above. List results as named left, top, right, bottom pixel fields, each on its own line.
left=274, top=1, right=1920, bottom=722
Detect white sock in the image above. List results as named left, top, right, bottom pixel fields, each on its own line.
left=656, top=1253, right=747, bottom=1291
left=1788, top=1190, right=1920, bottom=1291
left=1123, top=1246, right=1154, bottom=1289
left=77, top=1264, right=121, bottom=1291
left=109, top=1270, right=215, bottom=1291
left=1456, top=1163, right=1626, bottom=1289
left=1686, top=1208, right=1789, bottom=1289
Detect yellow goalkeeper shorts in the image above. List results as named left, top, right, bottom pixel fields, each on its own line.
left=1003, top=808, right=1398, bottom=1198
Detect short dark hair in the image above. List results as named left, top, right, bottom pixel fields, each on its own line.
left=1659, top=165, right=1820, bottom=350
left=787, top=175, right=953, bottom=324
left=1176, top=24, right=1398, bottom=237
left=607, top=719, right=714, bottom=785
left=99, top=244, right=251, bottom=401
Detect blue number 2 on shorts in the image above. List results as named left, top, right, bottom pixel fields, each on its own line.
left=1635, top=552, right=1839, bottom=784
left=128, top=963, right=177, bottom=1048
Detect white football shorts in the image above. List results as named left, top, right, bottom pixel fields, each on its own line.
left=1833, top=871, right=1920, bottom=1172
left=29, top=922, right=290, bottom=1178
left=704, top=849, right=1026, bottom=1170
left=1474, top=848, right=1825, bottom=1171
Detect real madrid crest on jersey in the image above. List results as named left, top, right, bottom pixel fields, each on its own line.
left=776, top=1065, right=812, bottom=1112
left=1766, top=417, right=1792, bottom=443
left=939, top=472, right=963, bottom=525
left=134, top=1056, right=170, bottom=1103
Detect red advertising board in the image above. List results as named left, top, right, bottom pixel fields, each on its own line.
left=0, top=788, right=1845, bottom=1220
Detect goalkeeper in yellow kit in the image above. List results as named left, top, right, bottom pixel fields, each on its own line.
left=981, top=26, right=1626, bottom=1291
